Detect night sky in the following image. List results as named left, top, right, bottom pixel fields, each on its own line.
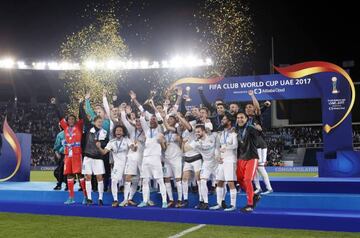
left=0, top=0, right=359, bottom=78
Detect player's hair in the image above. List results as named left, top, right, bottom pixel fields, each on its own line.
left=168, top=115, right=177, bottom=121
left=236, top=111, right=248, bottom=119
left=95, top=104, right=105, bottom=110
left=216, top=103, right=226, bottom=108
left=66, top=114, right=77, bottom=122
left=245, top=103, right=254, bottom=108
left=222, top=115, right=230, bottom=121
left=195, top=124, right=206, bottom=131
left=93, top=115, right=102, bottom=122
left=199, top=107, right=209, bottom=114
left=113, top=125, right=129, bottom=138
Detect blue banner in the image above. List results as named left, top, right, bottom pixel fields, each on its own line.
left=174, top=64, right=359, bottom=177
left=180, top=72, right=353, bottom=154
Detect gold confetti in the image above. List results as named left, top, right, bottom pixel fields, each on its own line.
left=197, top=0, right=254, bottom=76
left=59, top=9, right=128, bottom=115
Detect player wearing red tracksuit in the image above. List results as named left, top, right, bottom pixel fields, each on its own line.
left=236, top=112, right=262, bottom=213
left=53, top=98, right=87, bottom=204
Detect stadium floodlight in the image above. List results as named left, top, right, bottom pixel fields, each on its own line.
left=84, top=60, right=97, bottom=70
left=17, top=61, right=28, bottom=69
left=0, top=56, right=214, bottom=70
left=60, top=62, right=80, bottom=70
left=106, top=60, right=121, bottom=70
left=48, top=62, right=60, bottom=70
left=128, top=61, right=139, bottom=69
left=170, top=56, right=184, bottom=68
left=205, top=58, right=213, bottom=66
left=0, top=58, right=15, bottom=69
left=184, top=55, right=203, bottom=68
left=140, top=60, right=149, bottom=69
left=151, top=61, right=160, bottom=69
left=161, top=60, right=169, bottom=68
left=32, top=62, right=46, bottom=70
left=48, top=61, right=79, bottom=70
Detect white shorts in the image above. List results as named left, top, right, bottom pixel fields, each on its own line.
left=257, top=148, right=268, bottom=165
left=112, top=159, right=127, bottom=181
left=124, top=151, right=142, bottom=176
left=82, top=156, right=105, bottom=175
left=216, top=162, right=237, bottom=181
left=164, top=157, right=183, bottom=178
left=183, top=159, right=202, bottom=173
left=141, top=156, right=163, bottom=179
left=200, top=160, right=218, bottom=180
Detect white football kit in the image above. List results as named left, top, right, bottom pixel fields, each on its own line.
left=121, top=111, right=146, bottom=176
left=164, top=130, right=183, bottom=178
left=182, top=129, right=202, bottom=173
left=105, top=137, right=132, bottom=180
left=140, top=116, right=164, bottom=179
left=215, top=129, right=238, bottom=182
left=189, top=134, right=218, bottom=180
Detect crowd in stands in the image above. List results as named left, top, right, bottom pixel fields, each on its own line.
left=0, top=102, right=60, bottom=167
left=1, top=102, right=359, bottom=167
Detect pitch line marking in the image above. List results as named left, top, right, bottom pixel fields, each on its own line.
left=168, top=224, right=206, bottom=238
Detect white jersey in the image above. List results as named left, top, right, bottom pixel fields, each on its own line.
left=164, top=130, right=182, bottom=159
left=216, top=129, right=238, bottom=163
left=140, top=116, right=162, bottom=157
left=182, top=129, right=200, bottom=157
left=189, top=134, right=216, bottom=162
left=105, top=137, right=132, bottom=161
left=120, top=111, right=146, bottom=152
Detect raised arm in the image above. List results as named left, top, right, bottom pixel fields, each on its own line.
left=179, top=97, right=187, bottom=115
left=248, top=90, right=261, bottom=115
left=173, top=87, right=183, bottom=113
left=260, top=101, right=271, bottom=114
left=79, top=98, right=91, bottom=129
left=130, top=90, right=153, bottom=120
left=149, top=100, right=163, bottom=122
left=120, top=110, right=135, bottom=134
left=129, top=90, right=142, bottom=109
left=85, top=92, right=96, bottom=121
left=198, top=86, right=214, bottom=113
left=102, top=89, right=112, bottom=120
left=139, top=113, right=150, bottom=135
left=177, top=112, right=192, bottom=131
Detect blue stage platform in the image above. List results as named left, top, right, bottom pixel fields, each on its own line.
left=1, top=178, right=360, bottom=232
left=261, top=177, right=360, bottom=194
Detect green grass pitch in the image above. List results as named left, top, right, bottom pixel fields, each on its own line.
left=29, top=171, right=318, bottom=182
left=0, top=213, right=358, bottom=238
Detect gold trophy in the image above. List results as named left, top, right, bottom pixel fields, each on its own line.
left=143, top=90, right=156, bottom=106
left=183, top=86, right=192, bottom=102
